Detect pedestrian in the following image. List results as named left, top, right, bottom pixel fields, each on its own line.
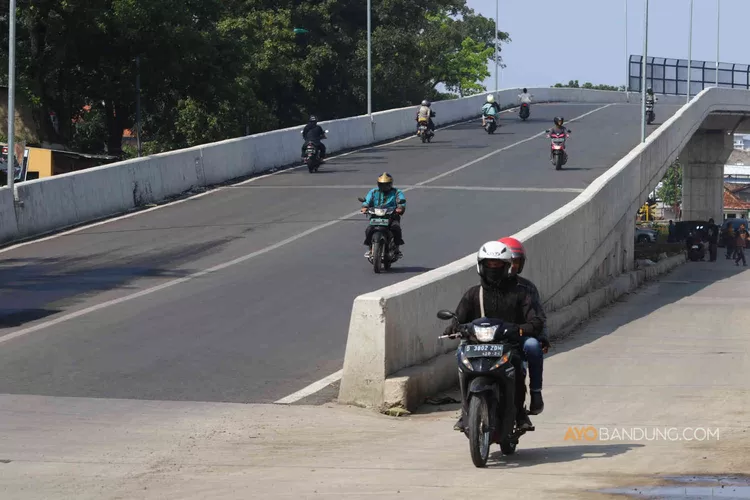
left=706, top=218, right=719, bottom=262
left=726, top=224, right=736, bottom=260
left=667, top=220, right=675, bottom=243
left=735, top=224, right=748, bottom=266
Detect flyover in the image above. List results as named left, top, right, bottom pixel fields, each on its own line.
left=339, top=87, right=750, bottom=411
left=0, top=88, right=683, bottom=405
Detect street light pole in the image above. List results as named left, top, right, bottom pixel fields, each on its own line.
left=687, top=0, right=693, bottom=102
left=367, top=0, right=372, bottom=118
left=6, top=0, right=16, bottom=191
left=640, top=0, right=649, bottom=143
left=495, top=0, right=499, bottom=92
left=136, top=56, right=142, bottom=158
left=715, top=0, right=720, bottom=87
left=625, top=0, right=629, bottom=99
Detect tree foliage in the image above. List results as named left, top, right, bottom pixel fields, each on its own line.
left=0, top=0, right=509, bottom=157
left=553, top=80, right=625, bottom=91
left=657, top=160, right=683, bottom=207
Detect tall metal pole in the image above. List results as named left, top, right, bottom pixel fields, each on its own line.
left=687, top=0, right=693, bottom=102
left=6, top=0, right=16, bottom=191
left=135, top=56, right=142, bottom=158
left=494, top=0, right=499, bottom=92
left=640, top=0, right=649, bottom=142
left=625, top=0, right=629, bottom=98
left=367, top=0, right=372, bottom=118
left=715, top=0, right=720, bottom=87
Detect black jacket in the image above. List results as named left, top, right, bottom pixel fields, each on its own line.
left=453, top=277, right=547, bottom=341
left=705, top=223, right=719, bottom=244
left=303, top=124, right=325, bottom=143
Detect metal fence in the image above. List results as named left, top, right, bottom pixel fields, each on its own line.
left=628, top=54, right=750, bottom=95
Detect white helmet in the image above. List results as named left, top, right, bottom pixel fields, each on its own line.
left=476, top=240, right=513, bottom=287
left=486, top=94, right=495, bottom=103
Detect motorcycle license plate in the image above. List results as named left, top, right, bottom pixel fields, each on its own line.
left=465, top=343, right=504, bottom=358
left=369, top=218, right=390, bottom=226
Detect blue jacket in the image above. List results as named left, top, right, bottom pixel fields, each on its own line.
left=362, top=188, right=406, bottom=210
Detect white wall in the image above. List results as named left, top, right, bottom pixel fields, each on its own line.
left=338, top=87, right=750, bottom=409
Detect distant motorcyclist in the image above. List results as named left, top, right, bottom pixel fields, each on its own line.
left=481, top=94, right=501, bottom=127
left=518, top=88, right=533, bottom=104
left=360, top=172, right=406, bottom=259
left=446, top=238, right=548, bottom=433
left=547, top=116, right=570, bottom=136
left=645, top=87, right=656, bottom=106
left=301, top=115, right=327, bottom=161
left=416, top=100, right=436, bottom=134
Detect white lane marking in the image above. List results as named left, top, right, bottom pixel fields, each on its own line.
left=0, top=101, right=594, bottom=255
left=0, top=103, right=612, bottom=345
left=274, top=369, right=344, bottom=404
left=231, top=185, right=585, bottom=193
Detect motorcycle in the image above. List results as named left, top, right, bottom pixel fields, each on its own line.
left=484, top=115, right=497, bottom=134
left=358, top=197, right=405, bottom=273
left=519, top=102, right=530, bottom=121
left=646, top=100, right=656, bottom=125
left=417, top=117, right=434, bottom=143
left=437, top=310, right=530, bottom=468
left=546, top=129, right=570, bottom=170
left=301, top=129, right=328, bottom=173
left=688, top=240, right=706, bottom=261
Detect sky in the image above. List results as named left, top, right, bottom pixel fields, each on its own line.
left=466, top=0, right=750, bottom=90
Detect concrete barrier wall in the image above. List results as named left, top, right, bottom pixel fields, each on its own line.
left=0, top=87, right=683, bottom=244
left=338, top=87, right=750, bottom=410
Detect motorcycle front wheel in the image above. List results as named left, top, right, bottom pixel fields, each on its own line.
left=468, top=394, right=492, bottom=467
left=372, top=237, right=384, bottom=273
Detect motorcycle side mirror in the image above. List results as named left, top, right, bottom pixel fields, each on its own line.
left=545, top=129, right=550, bottom=133
left=398, top=199, right=406, bottom=205
left=437, top=310, right=456, bottom=321
left=357, top=197, right=366, bottom=202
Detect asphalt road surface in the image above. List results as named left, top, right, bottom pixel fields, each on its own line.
left=0, top=102, right=681, bottom=404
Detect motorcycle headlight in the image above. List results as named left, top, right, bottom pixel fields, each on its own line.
left=374, top=208, right=387, bottom=216
left=473, top=325, right=498, bottom=342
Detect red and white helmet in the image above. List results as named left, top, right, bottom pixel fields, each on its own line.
left=476, top=240, right=514, bottom=287
left=497, top=236, right=526, bottom=275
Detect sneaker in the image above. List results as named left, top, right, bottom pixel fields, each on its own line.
left=454, top=416, right=466, bottom=432
left=515, top=411, right=534, bottom=432
left=529, top=391, right=544, bottom=415
left=364, top=250, right=372, bottom=259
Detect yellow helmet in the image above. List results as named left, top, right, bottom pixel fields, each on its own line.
left=377, top=172, right=393, bottom=184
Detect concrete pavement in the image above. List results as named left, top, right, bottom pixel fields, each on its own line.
left=2, top=256, right=748, bottom=499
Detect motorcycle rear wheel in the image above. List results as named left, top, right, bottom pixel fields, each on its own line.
left=468, top=395, right=492, bottom=467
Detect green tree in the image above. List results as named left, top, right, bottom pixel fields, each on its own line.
left=553, top=80, right=625, bottom=91
left=442, top=37, right=494, bottom=96
left=657, top=160, right=683, bottom=207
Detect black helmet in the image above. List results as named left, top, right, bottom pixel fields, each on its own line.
left=646, top=87, right=653, bottom=94
left=522, top=88, right=528, bottom=93
left=309, top=115, right=318, bottom=124
left=554, top=116, right=564, bottom=126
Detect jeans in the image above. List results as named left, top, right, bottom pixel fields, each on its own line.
left=736, top=246, right=746, bottom=265
left=522, top=337, right=544, bottom=392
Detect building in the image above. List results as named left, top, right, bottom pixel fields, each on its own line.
left=724, top=183, right=750, bottom=219
left=734, top=134, right=750, bottom=151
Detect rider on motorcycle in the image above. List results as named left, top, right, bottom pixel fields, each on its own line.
left=645, top=87, right=656, bottom=106
left=416, top=100, right=436, bottom=134
left=447, top=238, right=549, bottom=433
left=518, top=88, right=533, bottom=104
left=301, top=115, right=327, bottom=160
left=481, top=94, right=501, bottom=127
left=361, top=172, right=406, bottom=258
left=548, top=116, right=569, bottom=136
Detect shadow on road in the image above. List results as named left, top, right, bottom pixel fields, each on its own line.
left=489, top=443, right=644, bottom=469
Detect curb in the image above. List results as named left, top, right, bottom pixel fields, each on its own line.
left=381, top=251, right=687, bottom=412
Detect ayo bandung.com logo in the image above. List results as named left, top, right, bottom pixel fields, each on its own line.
left=564, top=426, right=720, bottom=442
